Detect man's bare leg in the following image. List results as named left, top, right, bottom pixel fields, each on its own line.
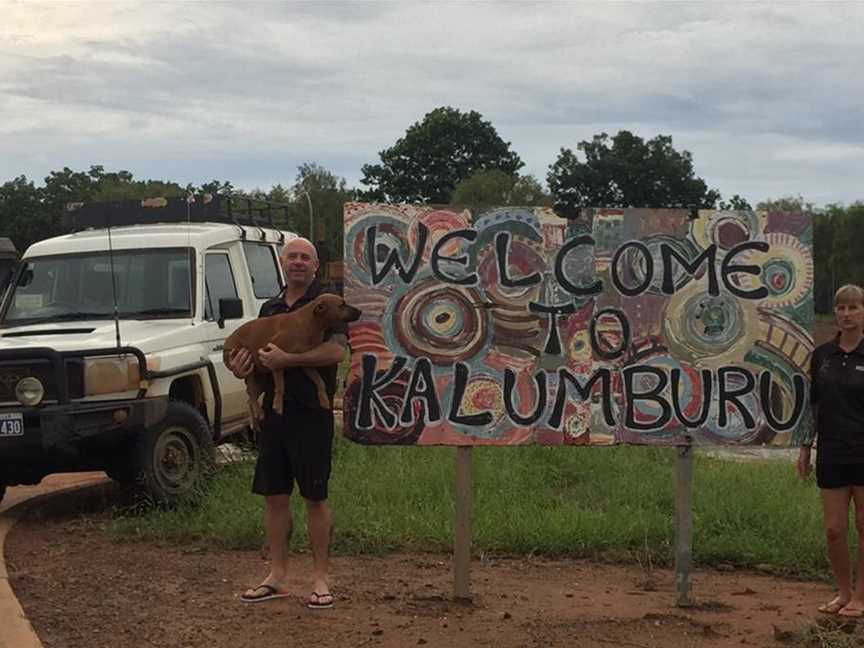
left=306, top=498, right=332, bottom=602
left=244, top=494, right=292, bottom=598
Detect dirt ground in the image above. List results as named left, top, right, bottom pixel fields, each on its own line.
left=3, top=486, right=861, bottom=648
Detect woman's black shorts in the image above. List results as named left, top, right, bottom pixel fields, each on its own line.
left=816, top=462, right=864, bottom=489
left=251, top=406, right=334, bottom=501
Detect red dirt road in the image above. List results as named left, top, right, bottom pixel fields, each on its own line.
left=4, top=491, right=856, bottom=648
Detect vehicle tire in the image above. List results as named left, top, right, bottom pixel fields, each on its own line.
left=134, top=401, right=215, bottom=505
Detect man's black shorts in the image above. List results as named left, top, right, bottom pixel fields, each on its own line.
left=251, top=406, right=334, bottom=501
left=816, top=462, right=864, bottom=489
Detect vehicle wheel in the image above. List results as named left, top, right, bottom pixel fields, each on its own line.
left=134, top=401, right=215, bottom=504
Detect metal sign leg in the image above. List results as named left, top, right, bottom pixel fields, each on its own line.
left=454, top=446, right=473, bottom=601
left=675, top=445, right=694, bottom=607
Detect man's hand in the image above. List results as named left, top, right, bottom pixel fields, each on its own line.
left=259, top=343, right=294, bottom=370
left=227, top=348, right=254, bottom=379
left=796, top=447, right=813, bottom=479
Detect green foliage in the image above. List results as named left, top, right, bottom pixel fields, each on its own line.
left=0, top=165, right=233, bottom=253
left=292, top=162, right=355, bottom=264
left=451, top=170, right=552, bottom=207
left=811, top=202, right=864, bottom=312
left=718, top=194, right=752, bottom=210
left=796, top=623, right=863, bottom=648
left=0, top=161, right=357, bottom=263
left=547, top=130, right=721, bottom=213
left=757, top=194, right=815, bottom=212
left=0, top=176, right=48, bottom=253
left=109, top=435, right=832, bottom=579
left=361, top=106, right=524, bottom=204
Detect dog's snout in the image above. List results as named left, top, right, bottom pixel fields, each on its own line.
left=343, top=305, right=362, bottom=322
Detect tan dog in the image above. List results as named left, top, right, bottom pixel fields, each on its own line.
left=223, top=294, right=361, bottom=427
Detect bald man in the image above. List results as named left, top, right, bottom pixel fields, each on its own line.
left=228, top=237, right=346, bottom=609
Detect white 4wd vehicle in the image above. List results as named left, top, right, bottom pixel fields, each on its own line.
left=0, top=197, right=296, bottom=504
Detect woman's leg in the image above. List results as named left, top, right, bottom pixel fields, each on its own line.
left=822, top=487, right=854, bottom=608
left=841, top=486, right=864, bottom=613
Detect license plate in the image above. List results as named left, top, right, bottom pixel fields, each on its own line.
left=0, top=412, right=23, bottom=437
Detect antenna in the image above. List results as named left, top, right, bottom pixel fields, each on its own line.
left=186, top=192, right=195, bottom=327
left=106, top=216, right=122, bottom=351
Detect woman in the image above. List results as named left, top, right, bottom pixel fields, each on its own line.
left=798, top=284, right=864, bottom=617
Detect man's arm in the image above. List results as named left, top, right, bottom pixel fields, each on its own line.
left=226, top=300, right=277, bottom=378
left=258, top=334, right=347, bottom=370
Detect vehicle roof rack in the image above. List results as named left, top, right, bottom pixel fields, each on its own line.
left=62, top=195, right=291, bottom=232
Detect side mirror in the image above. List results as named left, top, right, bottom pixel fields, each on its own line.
left=217, top=297, right=243, bottom=328
left=17, top=266, right=33, bottom=288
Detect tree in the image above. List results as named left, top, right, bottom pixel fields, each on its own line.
left=756, top=195, right=815, bottom=212
left=718, top=194, right=752, bottom=211
left=0, top=166, right=230, bottom=252
left=451, top=170, right=552, bottom=207
left=547, top=131, right=721, bottom=213
left=361, top=106, right=523, bottom=204
left=0, top=176, right=50, bottom=252
left=292, top=162, right=354, bottom=263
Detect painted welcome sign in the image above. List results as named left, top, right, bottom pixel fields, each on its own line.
left=342, top=203, right=813, bottom=447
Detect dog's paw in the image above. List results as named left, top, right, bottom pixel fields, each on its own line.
left=248, top=403, right=264, bottom=431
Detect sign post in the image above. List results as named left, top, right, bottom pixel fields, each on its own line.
left=453, top=446, right=473, bottom=601
left=675, top=445, right=694, bottom=607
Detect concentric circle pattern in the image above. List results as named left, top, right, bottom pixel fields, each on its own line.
left=392, top=280, right=487, bottom=365
left=689, top=210, right=765, bottom=250
left=663, top=282, right=758, bottom=364
left=733, top=232, right=813, bottom=308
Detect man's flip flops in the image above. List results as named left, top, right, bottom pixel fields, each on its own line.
left=839, top=606, right=864, bottom=618
left=240, top=584, right=291, bottom=603
left=307, top=591, right=334, bottom=609
left=819, top=599, right=847, bottom=614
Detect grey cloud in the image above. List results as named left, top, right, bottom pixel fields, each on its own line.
left=1, top=2, right=862, bottom=206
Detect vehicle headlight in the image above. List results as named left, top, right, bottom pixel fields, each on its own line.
left=83, top=356, right=143, bottom=396
left=16, top=377, right=44, bottom=406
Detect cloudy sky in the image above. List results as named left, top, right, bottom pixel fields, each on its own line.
left=2, top=1, right=862, bottom=206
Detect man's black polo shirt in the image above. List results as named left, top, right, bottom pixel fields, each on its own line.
left=811, top=335, right=864, bottom=463
left=258, top=280, right=347, bottom=412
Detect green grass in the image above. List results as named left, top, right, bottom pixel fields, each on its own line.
left=795, top=623, right=864, bottom=648
left=107, top=432, right=834, bottom=579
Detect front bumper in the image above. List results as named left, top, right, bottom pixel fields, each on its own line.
left=0, top=396, right=169, bottom=485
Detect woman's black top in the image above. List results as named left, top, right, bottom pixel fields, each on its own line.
left=811, top=336, right=864, bottom=463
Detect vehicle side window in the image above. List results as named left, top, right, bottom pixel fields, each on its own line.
left=204, top=253, right=238, bottom=321
left=242, top=242, right=282, bottom=298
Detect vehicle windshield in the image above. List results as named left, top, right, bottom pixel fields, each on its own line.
left=1, top=248, right=194, bottom=325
